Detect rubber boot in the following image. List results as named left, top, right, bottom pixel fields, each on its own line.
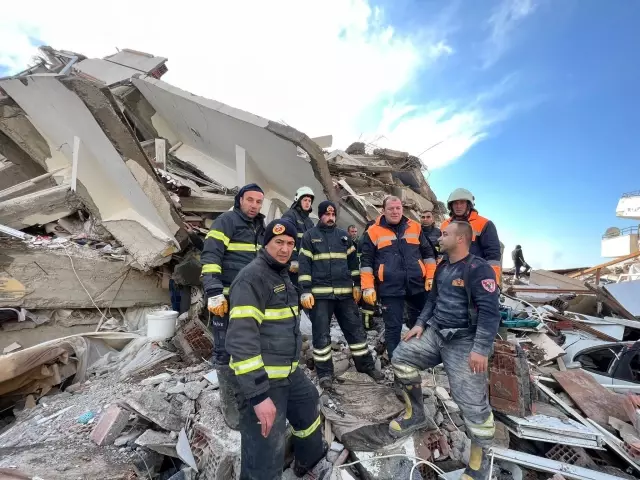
left=217, top=365, right=240, bottom=430
left=460, top=444, right=491, bottom=480
left=366, top=368, right=385, bottom=383
left=388, top=382, right=429, bottom=438
left=293, top=441, right=329, bottom=478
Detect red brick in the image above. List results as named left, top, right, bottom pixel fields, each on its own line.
left=90, top=405, right=129, bottom=446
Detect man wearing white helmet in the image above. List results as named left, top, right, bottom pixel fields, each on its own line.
left=441, top=188, right=502, bottom=284
left=283, top=186, right=316, bottom=288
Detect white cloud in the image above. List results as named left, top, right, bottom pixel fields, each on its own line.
left=483, top=0, right=538, bottom=68
left=0, top=0, right=511, bottom=172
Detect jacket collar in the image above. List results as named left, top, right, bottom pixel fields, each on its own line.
left=451, top=209, right=478, bottom=222
left=234, top=207, right=265, bottom=225
left=317, top=221, right=335, bottom=232
left=258, top=249, right=289, bottom=273
left=377, top=214, right=409, bottom=229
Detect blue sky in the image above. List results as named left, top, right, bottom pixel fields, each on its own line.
left=1, top=0, right=638, bottom=269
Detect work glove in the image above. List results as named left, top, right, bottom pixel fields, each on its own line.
left=362, top=288, right=376, bottom=306
left=352, top=286, right=362, bottom=303
left=289, top=261, right=299, bottom=274
left=300, top=293, right=315, bottom=310
left=207, top=294, right=228, bottom=317
left=425, top=278, right=433, bottom=291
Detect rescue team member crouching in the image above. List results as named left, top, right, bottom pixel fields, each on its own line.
left=298, top=201, right=383, bottom=389
left=226, top=219, right=329, bottom=480
left=200, top=183, right=266, bottom=429
left=282, top=186, right=315, bottom=288
left=360, top=196, right=437, bottom=358
left=441, top=188, right=502, bottom=284
left=389, top=221, right=501, bottom=480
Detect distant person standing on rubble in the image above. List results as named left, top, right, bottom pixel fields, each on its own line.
left=420, top=210, right=441, bottom=256
left=226, top=219, right=330, bottom=480
left=360, top=196, right=437, bottom=358
left=298, top=201, right=383, bottom=389
left=282, top=186, right=316, bottom=290
left=512, top=245, right=531, bottom=279
left=200, top=183, right=266, bottom=430
left=388, top=221, right=501, bottom=480
left=441, top=188, right=502, bottom=284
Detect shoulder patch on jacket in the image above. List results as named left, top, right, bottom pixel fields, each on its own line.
left=273, top=284, right=286, bottom=294
left=481, top=279, right=496, bottom=293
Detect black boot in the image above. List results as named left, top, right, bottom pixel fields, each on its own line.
left=217, top=365, right=240, bottom=430
left=460, top=444, right=491, bottom=480
left=293, top=441, right=329, bottom=478
left=388, top=382, right=429, bottom=438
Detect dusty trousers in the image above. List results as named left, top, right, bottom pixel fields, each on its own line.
left=380, top=291, right=427, bottom=358
left=209, top=310, right=240, bottom=429
left=310, top=298, right=376, bottom=380
left=391, top=325, right=495, bottom=446
left=238, top=368, right=324, bottom=480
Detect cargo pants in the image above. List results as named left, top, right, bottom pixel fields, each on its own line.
left=310, top=298, right=376, bottom=380
left=391, top=325, right=495, bottom=446
left=380, top=291, right=427, bottom=358
left=238, top=368, right=324, bottom=480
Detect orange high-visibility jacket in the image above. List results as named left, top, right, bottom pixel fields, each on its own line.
left=360, top=215, right=436, bottom=297
left=441, top=210, right=502, bottom=282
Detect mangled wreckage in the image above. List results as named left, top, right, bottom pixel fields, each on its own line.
left=2, top=45, right=640, bottom=480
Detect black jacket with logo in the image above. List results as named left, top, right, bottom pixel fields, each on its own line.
left=226, top=250, right=301, bottom=403
left=282, top=205, right=315, bottom=263
left=200, top=207, right=265, bottom=297
left=298, top=223, right=360, bottom=299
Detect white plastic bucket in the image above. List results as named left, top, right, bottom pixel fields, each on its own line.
left=146, top=310, right=178, bottom=339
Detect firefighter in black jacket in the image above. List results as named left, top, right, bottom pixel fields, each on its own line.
left=200, top=183, right=266, bottom=430
left=282, top=186, right=315, bottom=288
left=226, top=219, right=329, bottom=480
left=298, top=201, right=383, bottom=389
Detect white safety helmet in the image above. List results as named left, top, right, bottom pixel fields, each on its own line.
left=447, top=188, right=475, bottom=209
left=294, top=186, right=315, bottom=203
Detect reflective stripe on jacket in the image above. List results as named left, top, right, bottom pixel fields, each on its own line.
left=360, top=215, right=436, bottom=297
left=200, top=208, right=265, bottom=297
left=298, top=224, right=360, bottom=299
left=282, top=206, right=315, bottom=263
left=226, top=250, right=302, bottom=401
left=441, top=210, right=501, bottom=280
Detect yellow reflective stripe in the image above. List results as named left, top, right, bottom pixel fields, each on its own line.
left=314, top=345, right=332, bottom=355
left=350, top=343, right=367, bottom=350
left=201, top=264, right=222, bottom=274
left=351, top=349, right=369, bottom=357
left=334, top=287, right=353, bottom=295
left=291, top=361, right=299, bottom=371
left=467, top=412, right=495, bottom=438
left=313, top=352, right=332, bottom=362
left=311, top=286, right=353, bottom=295
left=265, top=365, right=293, bottom=378
left=347, top=246, right=356, bottom=255
left=297, top=233, right=304, bottom=238
left=230, top=355, right=264, bottom=375
left=299, top=248, right=313, bottom=258
left=313, top=252, right=347, bottom=260
left=298, top=275, right=312, bottom=282
left=373, top=235, right=397, bottom=246
left=360, top=309, right=375, bottom=315
left=227, top=242, right=257, bottom=252
left=292, top=415, right=321, bottom=439
left=223, top=287, right=230, bottom=295
left=206, top=230, right=230, bottom=246
left=229, top=306, right=264, bottom=324
left=263, top=306, right=298, bottom=320
left=351, top=270, right=360, bottom=277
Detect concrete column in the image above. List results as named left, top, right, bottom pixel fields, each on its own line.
left=235, top=145, right=246, bottom=187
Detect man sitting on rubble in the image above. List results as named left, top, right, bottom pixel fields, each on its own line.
left=388, top=221, right=501, bottom=480
left=298, top=201, right=383, bottom=389
left=512, top=245, right=531, bottom=279
left=226, top=219, right=329, bottom=480
left=200, top=183, right=266, bottom=430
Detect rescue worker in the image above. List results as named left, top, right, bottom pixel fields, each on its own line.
left=298, top=201, right=383, bottom=388
left=512, top=245, right=531, bottom=279
left=420, top=210, right=441, bottom=255
left=360, top=196, right=437, bottom=358
left=347, top=225, right=359, bottom=244
left=441, top=188, right=502, bottom=284
left=200, top=183, right=266, bottom=430
left=282, top=186, right=315, bottom=288
left=389, top=221, right=500, bottom=480
left=226, top=219, right=329, bottom=480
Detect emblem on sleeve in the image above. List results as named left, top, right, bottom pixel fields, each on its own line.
left=273, top=224, right=286, bottom=235
left=481, top=279, right=496, bottom=293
